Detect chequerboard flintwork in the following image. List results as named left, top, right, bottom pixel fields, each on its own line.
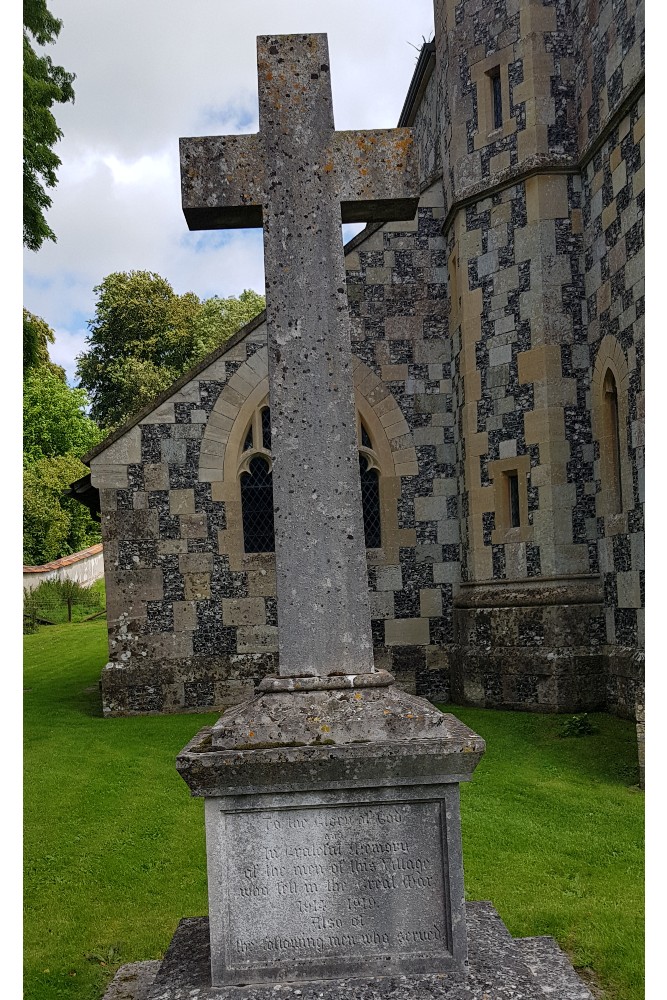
left=83, top=1, right=643, bottom=756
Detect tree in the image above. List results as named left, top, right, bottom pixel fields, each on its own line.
left=23, top=309, right=103, bottom=564
left=23, top=308, right=65, bottom=377
left=23, top=0, right=75, bottom=251
left=76, top=271, right=265, bottom=429
left=188, top=290, right=266, bottom=366
left=23, top=454, right=100, bottom=565
left=23, top=365, right=103, bottom=464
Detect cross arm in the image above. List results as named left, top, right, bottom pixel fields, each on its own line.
left=180, top=135, right=266, bottom=230
left=332, top=128, right=419, bottom=224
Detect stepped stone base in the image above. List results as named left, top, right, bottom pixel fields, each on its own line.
left=102, top=903, right=594, bottom=1000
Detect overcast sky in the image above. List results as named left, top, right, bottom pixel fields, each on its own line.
left=23, top=0, right=434, bottom=383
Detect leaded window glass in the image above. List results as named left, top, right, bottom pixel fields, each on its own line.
left=240, top=456, right=275, bottom=553
left=359, top=454, right=381, bottom=548
left=239, top=404, right=383, bottom=553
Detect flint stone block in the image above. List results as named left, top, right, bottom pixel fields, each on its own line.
left=103, top=510, right=160, bottom=541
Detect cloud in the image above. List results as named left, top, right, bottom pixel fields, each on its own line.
left=26, top=0, right=435, bottom=374
left=50, top=326, right=89, bottom=385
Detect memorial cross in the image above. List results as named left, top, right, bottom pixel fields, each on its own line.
left=180, top=34, right=418, bottom=682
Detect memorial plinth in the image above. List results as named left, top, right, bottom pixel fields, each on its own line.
left=176, top=683, right=485, bottom=986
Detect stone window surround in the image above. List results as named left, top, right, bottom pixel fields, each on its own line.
left=470, top=51, right=517, bottom=147
left=591, top=335, right=633, bottom=527
left=489, top=455, right=533, bottom=544
left=200, top=347, right=418, bottom=573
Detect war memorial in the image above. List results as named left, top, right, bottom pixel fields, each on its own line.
left=97, top=19, right=630, bottom=997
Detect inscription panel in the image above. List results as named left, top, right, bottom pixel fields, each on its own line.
left=219, top=801, right=448, bottom=972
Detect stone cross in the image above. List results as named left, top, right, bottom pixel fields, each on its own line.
left=180, top=34, right=417, bottom=682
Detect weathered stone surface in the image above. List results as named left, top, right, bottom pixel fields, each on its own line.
left=102, top=961, right=161, bottom=1000
left=204, top=786, right=466, bottom=984
left=176, top=684, right=483, bottom=985
left=130, top=903, right=594, bottom=999
left=180, top=33, right=418, bottom=683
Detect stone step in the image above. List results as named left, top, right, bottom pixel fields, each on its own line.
left=102, top=902, right=596, bottom=999
left=513, top=936, right=596, bottom=999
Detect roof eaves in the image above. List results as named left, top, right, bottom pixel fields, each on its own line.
left=398, top=40, right=436, bottom=128
left=81, top=308, right=267, bottom=465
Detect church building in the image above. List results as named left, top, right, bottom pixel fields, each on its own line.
left=74, top=0, right=645, bottom=738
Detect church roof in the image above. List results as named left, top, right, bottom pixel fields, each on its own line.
left=398, top=40, right=436, bottom=127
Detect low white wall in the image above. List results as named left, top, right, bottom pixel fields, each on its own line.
left=23, top=544, right=105, bottom=592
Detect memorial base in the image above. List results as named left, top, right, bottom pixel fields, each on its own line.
left=176, top=684, right=485, bottom=985
left=103, top=903, right=595, bottom=1000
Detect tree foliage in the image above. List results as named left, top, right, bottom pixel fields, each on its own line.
left=23, top=308, right=102, bottom=565
left=23, top=0, right=75, bottom=251
left=76, top=271, right=264, bottom=429
left=23, top=454, right=99, bottom=565
left=24, top=365, right=103, bottom=464
left=23, top=307, right=65, bottom=378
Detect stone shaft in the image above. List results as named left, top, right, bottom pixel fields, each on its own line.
left=180, top=33, right=418, bottom=679
left=259, top=35, right=370, bottom=677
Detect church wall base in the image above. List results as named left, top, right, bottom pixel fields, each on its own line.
left=100, top=644, right=452, bottom=716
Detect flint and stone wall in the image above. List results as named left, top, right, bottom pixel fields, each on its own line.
left=91, top=0, right=643, bottom=727
left=94, top=199, right=460, bottom=715
left=432, top=0, right=644, bottom=715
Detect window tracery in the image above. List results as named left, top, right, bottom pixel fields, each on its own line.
left=237, top=401, right=383, bottom=553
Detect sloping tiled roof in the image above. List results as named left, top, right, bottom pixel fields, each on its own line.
left=23, top=543, right=103, bottom=573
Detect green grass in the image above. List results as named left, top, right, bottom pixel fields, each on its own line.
left=24, top=624, right=644, bottom=999
left=440, top=703, right=644, bottom=999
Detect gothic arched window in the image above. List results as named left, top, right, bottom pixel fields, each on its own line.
left=239, top=404, right=275, bottom=553
left=238, top=403, right=383, bottom=553
left=602, top=368, right=623, bottom=514
left=358, top=417, right=381, bottom=549
left=241, top=455, right=275, bottom=553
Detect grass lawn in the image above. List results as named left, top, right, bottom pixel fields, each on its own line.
left=24, top=622, right=644, bottom=1000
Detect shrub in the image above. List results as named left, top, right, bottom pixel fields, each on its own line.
left=559, top=713, right=598, bottom=738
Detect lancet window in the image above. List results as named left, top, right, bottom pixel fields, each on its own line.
left=239, top=404, right=275, bottom=553
left=238, top=402, right=382, bottom=553
left=602, top=368, right=623, bottom=514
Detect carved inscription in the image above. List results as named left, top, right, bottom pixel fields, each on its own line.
left=221, top=802, right=447, bottom=968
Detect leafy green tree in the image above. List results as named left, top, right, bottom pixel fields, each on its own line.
left=24, top=0, right=75, bottom=251
left=24, top=365, right=103, bottom=464
left=23, top=454, right=100, bottom=566
left=23, top=309, right=102, bottom=564
left=188, top=290, right=266, bottom=366
left=23, top=307, right=66, bottom=378
left=77, top=271, right=264, bottom=429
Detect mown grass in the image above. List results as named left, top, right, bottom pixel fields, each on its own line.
left=439, top=704, right=644, bottom=999
left=24, top=623, right=643, bottom=999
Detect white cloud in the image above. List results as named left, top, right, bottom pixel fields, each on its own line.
left=25, top=0, right=435, bottom=372
left=50, top=327, right=89, bottom=384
